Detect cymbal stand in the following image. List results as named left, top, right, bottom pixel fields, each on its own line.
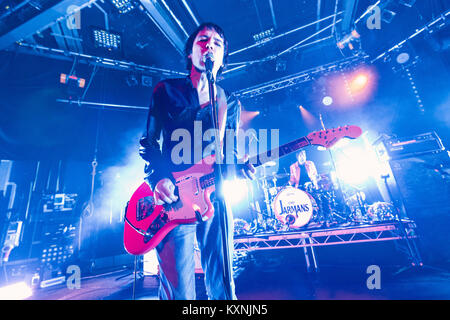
left=319, top=114, right=350, bottom=224
left=247, top=180, right=264, bottom=233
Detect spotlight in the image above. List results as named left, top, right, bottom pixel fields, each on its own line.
left=240, top=110, right=260, bottom=125
left=126, top=74, right=138, bottom=87
left=381, top=10, right=396, bottom=24
left=333, top=135, right=381, bottom=186
left=141, top=75, right=153, bottom=87
left=298, top=105, right=316, bottom=126
left=322, top=96, right=333, bottom=106
left=396, top=52, right=410, bottom=64
left=111, top=0, right=135, bottom=14
left=60, top=73, right=85, bottom=88
left=222, top=179, right=248, bottom=205
left=92, top=29, right=122, bottom=51
left=350, top=74, right=368, bottom=92
left=253, top=28, right=274, bottom=44
left=336, top=29, right=360, bottom=50
left=351, top=30, right=360, bottom=39
left=0, top=282, right=33, bottom=300
left=335, top=147, right=379, bottom=185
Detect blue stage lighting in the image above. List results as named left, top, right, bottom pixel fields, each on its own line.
left=222, top=179, right=249, bottom=205
left=333, top=136, right=381, bottom=186
left=322, top=96, right=333, bottom=106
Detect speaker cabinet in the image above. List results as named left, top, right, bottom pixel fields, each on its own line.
left=375, top=151, right=450, bottom=264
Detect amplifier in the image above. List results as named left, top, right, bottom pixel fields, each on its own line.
left=373, top=149, right=450, bottom=264
left=374, top=132, right=445, bottom=160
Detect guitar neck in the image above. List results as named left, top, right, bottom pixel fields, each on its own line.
left=248, top=136, right=311, bottom=168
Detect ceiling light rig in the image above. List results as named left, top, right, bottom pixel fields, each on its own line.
left=404, top=67, right=425, bottom=114
left=336, top=29, right=361, bottom=53
left=111, top=0, right=135, bottom=14
left=92, top=28, right=122, bottom=51
left=252, top=28, right=275, bottom=45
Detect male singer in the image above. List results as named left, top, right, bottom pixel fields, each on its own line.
left=139, top=23, right=254, bottom=300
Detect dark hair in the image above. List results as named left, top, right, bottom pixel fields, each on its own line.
left=184, top=22, right=229, bottom=77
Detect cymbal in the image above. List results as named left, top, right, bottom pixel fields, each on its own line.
left=261, top=161, right=277, bottom=167
left=258, top=173, right=290, bottom=180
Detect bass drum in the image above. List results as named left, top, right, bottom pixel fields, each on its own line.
left=272, top=187, right=318, bottom=228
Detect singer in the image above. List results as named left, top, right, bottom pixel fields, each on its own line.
left=139, top=22, right=255, bottom=300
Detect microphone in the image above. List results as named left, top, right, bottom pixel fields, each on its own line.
left=204, top=52, right=214, bottom=79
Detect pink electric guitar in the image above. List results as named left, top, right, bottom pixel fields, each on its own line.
left=123, top=125, right=362, bottom=255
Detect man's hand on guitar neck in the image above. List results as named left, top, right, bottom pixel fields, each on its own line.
left=154, top=178, right=179, bottom=205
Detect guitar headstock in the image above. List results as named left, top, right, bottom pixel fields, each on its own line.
left=307, top=125, right=362, bottom=149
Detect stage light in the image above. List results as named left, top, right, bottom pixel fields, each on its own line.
left=59, top=73, right=86, bottom=88
left=299, top=105, right=316, bottom=126
left=222, top=179, right=249, bottom=205
left=253, top=28, right=274, bottom=44
left=333, top=135, right=381, bottom=186
left=93, top=29, right=122, bottom=50
left=335, top=148, right=377, bottom=185
left=240, top=110, right=260, bottom=125
left=381, top=10, right=396, bottom=24
left=322, top=96, right=333, bottom=106
left=396, top=52, right=410, bottom=64
left=350, top=73, right=369, bottom=92
left=351, top=30, right=360, bottom=39
left=399, top=0, right=416, bottom=8
left=111, top=0, right=135, bottom=14
left=336, top=29, right=360, bottom=51
left=0, top=282, right=33, bottom=300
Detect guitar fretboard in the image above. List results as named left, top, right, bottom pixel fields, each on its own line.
left=198, top=136, right=311, bottom=189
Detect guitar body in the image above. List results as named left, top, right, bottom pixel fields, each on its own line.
left=124, top=155, right=216, bottom=255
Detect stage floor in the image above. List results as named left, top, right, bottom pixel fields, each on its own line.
left=26, top=262, right=450, bottom=300
left=22, top=219, right=450, bottom=300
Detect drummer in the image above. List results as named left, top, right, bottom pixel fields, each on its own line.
left=288, top=150, right=319, bottom=190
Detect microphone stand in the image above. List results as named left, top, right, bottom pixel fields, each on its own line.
left=319, top=114, right=349, bottom=224
left=206, top=68, right=234, bottom=300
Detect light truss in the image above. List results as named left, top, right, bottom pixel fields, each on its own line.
left=234, top=220, right=418, bottom=251
left=229, top=12, right=343, bottom=57
left=370, top=9, right=450, bottom=63
left=233, top=54, right=368, bottom=99
left=0, top=0, right=98, bottom=51
left=14, top=41, right=188, bottom=77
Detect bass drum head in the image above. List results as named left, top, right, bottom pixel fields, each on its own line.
left=272, top=187, right=314, bottom=228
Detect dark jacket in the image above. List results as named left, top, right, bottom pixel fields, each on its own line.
left=139, top=77, right=242, bottom=188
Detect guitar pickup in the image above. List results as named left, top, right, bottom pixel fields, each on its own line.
left=137, top=196, right=155, bottom=221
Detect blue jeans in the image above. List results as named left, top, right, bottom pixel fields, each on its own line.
left=155, top=200, right=237, bottom=300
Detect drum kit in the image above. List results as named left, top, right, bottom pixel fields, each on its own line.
left=234, top=161, right=399, bottom=236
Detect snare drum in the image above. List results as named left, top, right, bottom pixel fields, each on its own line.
left=272, top=187, right=317, bottom=228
